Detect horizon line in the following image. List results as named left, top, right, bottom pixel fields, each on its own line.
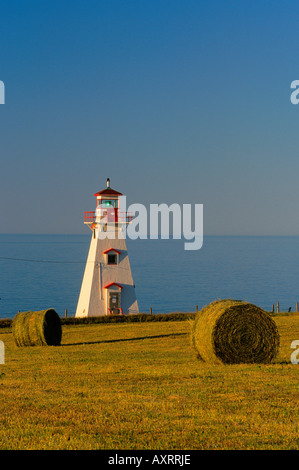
left=1, top=233, right=299, bottom=237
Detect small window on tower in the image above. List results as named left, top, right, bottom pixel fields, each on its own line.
left=107, top=253, right=118, bottom=265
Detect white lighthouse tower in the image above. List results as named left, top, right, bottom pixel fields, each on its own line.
left=75, top=178, right=139, bottom=317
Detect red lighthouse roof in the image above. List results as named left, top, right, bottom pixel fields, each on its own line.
left=94, top=178, right=123, bottom=197
left=94, top=188, right=123, bottom=197
left=102, top=248, right=121, bottom=255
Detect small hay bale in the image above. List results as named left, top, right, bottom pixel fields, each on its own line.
left=191, top=299, right=280, bottom=364
left=12, top=309, right=62, bottom=347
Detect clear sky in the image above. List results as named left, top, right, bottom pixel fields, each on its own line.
left=0, top=0, right=299, bottom=235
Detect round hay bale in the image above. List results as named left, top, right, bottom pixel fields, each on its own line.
left=191, top=299, right=280, bottom=364
left=12, top=309, right=62, bottom=347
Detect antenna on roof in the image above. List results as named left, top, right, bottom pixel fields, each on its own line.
left=107, top=178, right=110, bottom=188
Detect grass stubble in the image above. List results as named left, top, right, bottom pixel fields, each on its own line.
left=0, top=314, right=298, bottom=450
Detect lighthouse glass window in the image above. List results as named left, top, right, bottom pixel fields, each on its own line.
left=104, top=200, right=116, bottom=207
left=107, top=253, right=118, bottom=265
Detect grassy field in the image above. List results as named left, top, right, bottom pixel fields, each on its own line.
left=0, top=313, right=298, bottom=450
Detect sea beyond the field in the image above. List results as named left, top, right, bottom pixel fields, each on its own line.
left=0, top=234, right=299, bottom=319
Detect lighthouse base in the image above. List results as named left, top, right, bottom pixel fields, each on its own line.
left=75, top=231, right=139, bottom=317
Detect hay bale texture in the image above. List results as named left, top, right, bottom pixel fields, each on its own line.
left=191, top=299, right=280, bottom=364
left=12, top=309, right=62, bottom=347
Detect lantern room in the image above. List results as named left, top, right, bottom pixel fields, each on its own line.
left=84, top=178, right=132, bottom=227
left=94, top=178, right=122, bottom=208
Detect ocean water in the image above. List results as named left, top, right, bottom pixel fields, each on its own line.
left=0, top=234, right=299, bottom=319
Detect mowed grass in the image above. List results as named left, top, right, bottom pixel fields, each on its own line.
left=0, top=314, right=298, bottom=450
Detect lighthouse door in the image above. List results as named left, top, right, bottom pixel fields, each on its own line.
left=108, top=292, right=121, bottom=314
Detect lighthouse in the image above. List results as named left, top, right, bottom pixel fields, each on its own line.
left=75, top=179, right=139, bottom=317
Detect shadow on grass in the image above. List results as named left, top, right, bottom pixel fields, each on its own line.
left=61, top=332, right=188, bottom=347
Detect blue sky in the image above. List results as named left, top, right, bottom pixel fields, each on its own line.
left=1, top=0, right=299, bottom=235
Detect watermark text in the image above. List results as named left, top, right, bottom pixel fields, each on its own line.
left=96, top=197, right=203, bottom=251
left=290, top=80, right=299, bottom=104
left=290, top=340, right=299, bottom=364
left=107, top=453, right=191, bottom=467
left=0, top=81, right=4, bottom=104
left=0, top=341, right=4, bottom=364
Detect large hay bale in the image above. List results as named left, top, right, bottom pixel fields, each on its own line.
left=12, top=309, right=62, bottom=347
left=191, top=299, right=280, bottom=364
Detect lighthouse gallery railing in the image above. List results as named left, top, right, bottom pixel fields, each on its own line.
left=84, top=210, right=133, bottom=224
